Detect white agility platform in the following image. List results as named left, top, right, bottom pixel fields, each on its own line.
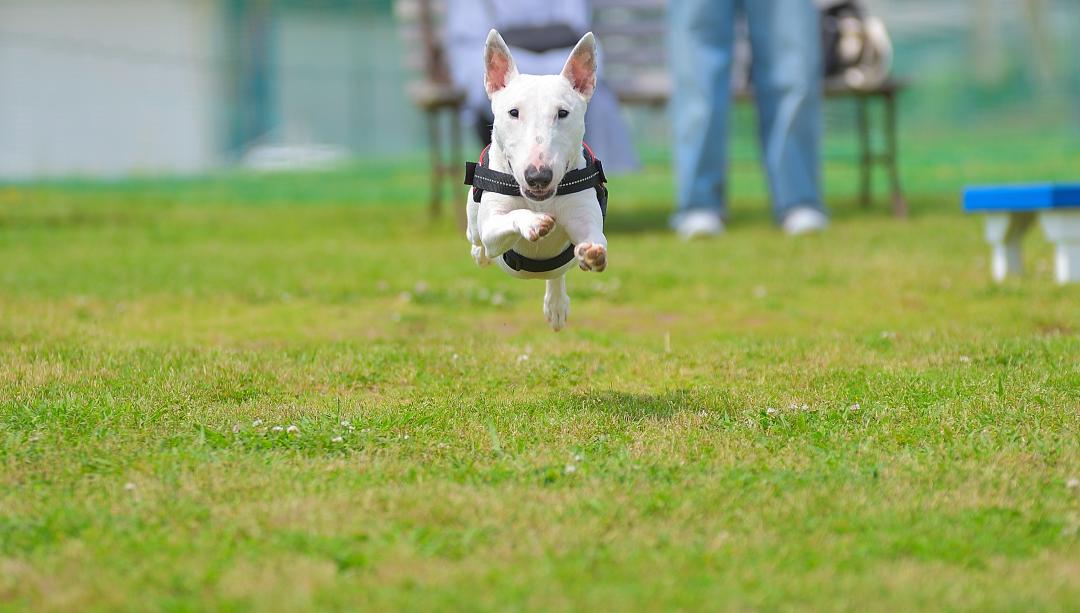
left=964, top=184, right=1080, bottom=284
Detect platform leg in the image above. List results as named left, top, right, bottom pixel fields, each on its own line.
left=1038, top=211, right=1080, bottom=284
left=984, top=212, right=1034, bottom=282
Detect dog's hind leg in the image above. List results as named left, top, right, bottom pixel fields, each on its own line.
left=544, top=274, right=570, bottom=331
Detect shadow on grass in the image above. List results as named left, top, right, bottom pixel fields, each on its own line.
left=603, top=193, right=932, bottom=236
left=603, top=205, right=672, bottom=235
left=603, top=203, right=777, bottom=234
left=571, top=388, right=720, bottom=420
left=0, top=210, right=143, bottom=229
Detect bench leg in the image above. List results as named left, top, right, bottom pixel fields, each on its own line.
left=426, top=110, right=443, bottom=218
left=449, top=106, right=466, bottom=231
left=1038, top=211, right=1080, bottom=284
left=985, top=212, right=1034, bottom=282
left=856, top=97, right=871, bottom=208
left=883, top=92, right=908, bottom=218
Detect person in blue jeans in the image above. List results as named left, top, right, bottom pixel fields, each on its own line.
left=670, top=0, right=827, bottom=237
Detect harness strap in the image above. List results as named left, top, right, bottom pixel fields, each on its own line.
left=465, top=145, right=606, bottom=203
left=502, top=244, right=578, bottom=273
left=466, top=163, right=523, bottom=199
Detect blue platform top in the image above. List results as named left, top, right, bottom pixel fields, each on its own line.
left=963, top=183, right=1080, bottom=212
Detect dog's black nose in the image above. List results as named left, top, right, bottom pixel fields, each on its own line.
left=523, top=165, right=554, bottom=189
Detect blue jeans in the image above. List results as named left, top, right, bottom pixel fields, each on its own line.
left=669, top=0, right=824, bottom=223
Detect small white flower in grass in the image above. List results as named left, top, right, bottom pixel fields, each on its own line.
left=564, top=464, right=577, bottom=474
left=124, top=482, right=136, bottom=492
left=881, top=331, right=897, bottom=340
left=403, top=434, right=410, bottom=440
left=331, top=436, right=344, bottom=443
left=452, top=353, right=460, bottom=361
left=252, top=419, right=263, bottom=427
left=850, top=402, right=861, bottom=412
left=271, top=426, right=284, bottom=433
left=959, top=355, right=972, bottom=364
left=516, top=354, right=530, bottom=363
left=573, top=454, right=583, bottom=462
left=340, top=420, right=351, bottom=428
left=490, top=292, right=506, bottom=306
left=286, top=425, right=300, bottom=435
left=766, top=407, right=778, bottom=416
left=1067, top=478, right=1080, bottom=490
left=232, top=423, right=240, bottom=434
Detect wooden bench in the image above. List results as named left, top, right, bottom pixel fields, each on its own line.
left=393, top=0, right=465, bottom=220
left=963, top=184, right=1080, bottom=284
left=394, top=0, right=908, bottom=218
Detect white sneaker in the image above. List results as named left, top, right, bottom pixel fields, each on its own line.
left=782, top=207, right=829, bottom=236
left=675, top=210, right=725, bottom=240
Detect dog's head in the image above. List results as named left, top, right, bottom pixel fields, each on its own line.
left=483, top=29, right=596, bottom=202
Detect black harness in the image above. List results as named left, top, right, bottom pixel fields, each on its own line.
left=464, top=144, right=607, bottom=273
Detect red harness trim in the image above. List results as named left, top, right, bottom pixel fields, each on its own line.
left=582, top=141, right=597, bottom=163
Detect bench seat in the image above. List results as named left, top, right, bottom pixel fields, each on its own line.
left=963, top=183, right=1080, bottom=284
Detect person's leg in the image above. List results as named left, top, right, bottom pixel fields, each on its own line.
left=743, top=0, right=824, bottom=222
left=669, top=0, right=737, bottom=224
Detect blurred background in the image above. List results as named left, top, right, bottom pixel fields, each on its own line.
left=1, top=0, right=1077, bottom=179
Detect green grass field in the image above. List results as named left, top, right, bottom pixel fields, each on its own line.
left=2, top=126, right=1079, bottom=611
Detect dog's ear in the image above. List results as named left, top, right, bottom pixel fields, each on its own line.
left=484, top=30, right=518, bottom=98
left=561, top=32, right=597, bottom=100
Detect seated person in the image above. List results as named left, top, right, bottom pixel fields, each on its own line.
left=445, top=0, right=639, bottom=173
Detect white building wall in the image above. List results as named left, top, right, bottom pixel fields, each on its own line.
left=0, top=0, right=221, bottom=178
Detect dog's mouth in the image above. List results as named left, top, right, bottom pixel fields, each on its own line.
left=521, top=187, right=555, bottom=201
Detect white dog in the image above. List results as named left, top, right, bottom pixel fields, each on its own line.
left=465, top=30, right=608, bottom=332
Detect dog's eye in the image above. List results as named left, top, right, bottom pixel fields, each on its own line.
left=557, top=109, right=569, bottom=119
left=508, top=109, right=519, bottom=118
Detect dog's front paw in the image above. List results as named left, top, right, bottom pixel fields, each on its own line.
left=471, top=244, right=491, bottom=267
left=544, top=292, right=570, bottom=331
left=575, top=242, right=607, bottom=272
left=518, top=213, right=555, bottom=242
